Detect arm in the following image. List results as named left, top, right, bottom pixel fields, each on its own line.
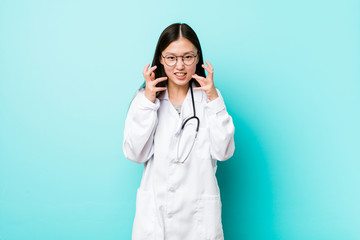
left=192, top=61, right=235, bottom=161
left=123, top=89, right=160, bottom=164
left=205, top=90, right=235, bottom=161
left=123, top=64, right=167, bottom=164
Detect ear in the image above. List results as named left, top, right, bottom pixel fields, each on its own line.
left=159, top=55, right=164, bottom=65
left=196, top=51, right=200, bottom=64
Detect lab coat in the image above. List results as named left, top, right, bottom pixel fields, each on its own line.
left=123, top=82, right=235, bottom=240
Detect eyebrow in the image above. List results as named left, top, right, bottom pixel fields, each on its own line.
left=163, top=51, right=196, bottom=55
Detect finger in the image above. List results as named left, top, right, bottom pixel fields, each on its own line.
left=154, top=76, right=168, bottom=84
left=202, top=64, right=213, bottom=77
left=205, top=60, right=213, bottom=70
left=192, top=74, right=206, bottom=84
left=193, top=77, right=205, bottom=86
left=147, top=65, right=157, bottom=76
left=150, top=72, right=155, bottom=81
left=145, top=65, right=157, bottom=79
left=143, top=63, right=150, bottom=76
left=202, top=64, right=210, bottom=72
left=154, top=87, right=167, bottom=92
left=193, top=87, right=205, bottom=91
left=192, top=73, right=205, bottom=79
left=203, top=61, right=214, bottom=76
left=204, top=60, right=214, bottom=72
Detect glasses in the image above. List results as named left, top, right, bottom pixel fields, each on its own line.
left=161, top=52, right=198, bottom=67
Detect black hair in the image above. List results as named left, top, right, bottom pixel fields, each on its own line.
left=141, top=23, right=205, bottom=97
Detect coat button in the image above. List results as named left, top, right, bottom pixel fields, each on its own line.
left=168, top=186, right=175, bottom=192
left=167, top=212, right=173, bottom=218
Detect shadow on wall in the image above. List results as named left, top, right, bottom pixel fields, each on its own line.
left=216, top=108, right=277, bottom=239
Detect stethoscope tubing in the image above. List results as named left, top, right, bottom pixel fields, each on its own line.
left=176, top=83, right=200, bottom=163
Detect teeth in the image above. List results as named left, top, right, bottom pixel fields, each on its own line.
left=175, top=73, right=185, bottom=76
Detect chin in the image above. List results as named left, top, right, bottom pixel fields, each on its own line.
left=169, top=77, right=192, bottom=87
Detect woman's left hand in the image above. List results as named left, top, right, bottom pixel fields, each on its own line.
left=192, top=60, right=219, bottom=101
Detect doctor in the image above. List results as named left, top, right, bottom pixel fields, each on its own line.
left=123, top=23, right=235, bottom=240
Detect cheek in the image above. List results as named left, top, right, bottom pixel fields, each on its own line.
left=163, top=66, right=173, bottom=76
left=188, top=65, right=197, bottom=75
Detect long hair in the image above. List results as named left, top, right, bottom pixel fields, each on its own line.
left=141, top=23, right=206, bottom=97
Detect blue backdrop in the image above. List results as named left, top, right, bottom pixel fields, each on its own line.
left=1, top=0, right=359, bottom=239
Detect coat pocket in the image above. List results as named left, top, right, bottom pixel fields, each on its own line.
left=132, top=188, right=156, bottom=240
left=195, top=194, right=224, bottom=240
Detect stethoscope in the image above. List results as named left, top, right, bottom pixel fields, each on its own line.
left=175, top=82, right=200, bottom=163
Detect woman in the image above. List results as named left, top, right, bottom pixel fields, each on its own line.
left=123, top=23, right=235, bottom=240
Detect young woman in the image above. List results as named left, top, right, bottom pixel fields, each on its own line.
left=123, top=23, right=235, bottom=240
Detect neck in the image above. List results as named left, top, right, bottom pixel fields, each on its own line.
left=168, top=81, right=190, bottom=105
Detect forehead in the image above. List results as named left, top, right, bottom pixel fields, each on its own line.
left=163, top=38, right=197, bottom=55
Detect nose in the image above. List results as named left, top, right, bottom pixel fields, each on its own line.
left=175, top=56, right=185, bottom=69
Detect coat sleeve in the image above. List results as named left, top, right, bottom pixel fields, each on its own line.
left=123, top=89, right=160, bottom=164
left=205, top=89, right=235, bottom=161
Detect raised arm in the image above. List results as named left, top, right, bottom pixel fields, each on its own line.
left=123, top=64, right=167, bottom=164
left=123, top=89, right=160, bottom=163
left=192, top=60, right=235, bottom=161
left=205, top=90, right=235, bottom=161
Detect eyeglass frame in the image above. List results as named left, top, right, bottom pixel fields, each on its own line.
left=161, top=51, right=199, bottom=67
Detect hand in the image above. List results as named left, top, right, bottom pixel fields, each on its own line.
left=143, top=63, right=167, bottom=103
left=192, top=60, right=218, bottom=101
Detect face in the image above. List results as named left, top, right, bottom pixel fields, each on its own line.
left=160, top=37, right=199, bottom=87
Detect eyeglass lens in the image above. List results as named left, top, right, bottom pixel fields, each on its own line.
left=164, top=54, right=196, bottom=66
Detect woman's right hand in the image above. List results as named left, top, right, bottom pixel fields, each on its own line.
left=143, top=64, right=167, bottom=103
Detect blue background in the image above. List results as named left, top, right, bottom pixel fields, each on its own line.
left=1, top=0, right=359, bottom=239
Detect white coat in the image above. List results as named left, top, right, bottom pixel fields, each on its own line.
left=123, top=82, right=235, bottom=240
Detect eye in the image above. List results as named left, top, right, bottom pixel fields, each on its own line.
left=184, top=55, right=194, bottom=59
left=166, top=56, right=176, bottom=60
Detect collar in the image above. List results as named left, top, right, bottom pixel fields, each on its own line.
left=160, top=82, right=203, bottom=133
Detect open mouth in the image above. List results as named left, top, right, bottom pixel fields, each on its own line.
left=174, top=72, right=187, bottom=79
